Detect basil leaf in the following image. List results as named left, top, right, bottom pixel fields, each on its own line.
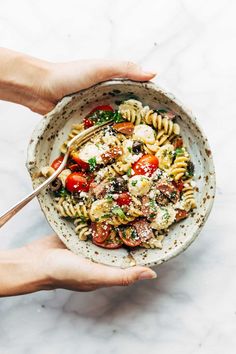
left=88, top=157, right=97, bottom=172
left=113, top=111, right=124, bottom=123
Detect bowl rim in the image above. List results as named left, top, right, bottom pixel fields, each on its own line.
left=26, top=79, right=216, bottom=267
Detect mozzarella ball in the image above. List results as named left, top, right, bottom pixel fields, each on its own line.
left=150, top=205, right=176, bottom=230
left=89, top=199, right=111, bottom=222
left=128, top=175, right=152, bottom=196
left=58, top=169, right=71, bottom=187
left=155, top=144, right=174, bottom=170
left=133, top=124, right=155, bottom=144
left=78, top=142, right=105, bottom=163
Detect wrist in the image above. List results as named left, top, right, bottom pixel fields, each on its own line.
left=0, top=48, right=56, bottom=114
left=0, top=246, right=52, bottom=297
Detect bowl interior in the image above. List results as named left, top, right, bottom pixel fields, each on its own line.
left=27, top=80, right=215, bottom=268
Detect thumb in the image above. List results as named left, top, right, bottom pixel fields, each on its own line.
left=88, top=59, right=156, bottom=82
left=92, top=264, right=157, bottom=287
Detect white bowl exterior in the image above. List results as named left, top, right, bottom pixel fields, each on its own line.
left=26, top=80, right=215, bottom=268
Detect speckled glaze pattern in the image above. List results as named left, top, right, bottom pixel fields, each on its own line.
left=26, top=80, right=216, bottom=268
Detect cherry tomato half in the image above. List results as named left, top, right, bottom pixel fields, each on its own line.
left=70, top=151, right=90, bottom=171
left=133, top=154, right=159, bottom=177
left=116, top=192, right=132, bottom=206
left=89, top=105, right=113, bottom=114
left=51, top=156, right=64, bottom=170
left=91, top=222, right=111, bottom=243
left=92, top=230, right=123, bottom=249
left=65, top=172, right=89, bottom=193
left=83, top=118, right=94, bottom=129
left=118, top=226, right=142, bottom=247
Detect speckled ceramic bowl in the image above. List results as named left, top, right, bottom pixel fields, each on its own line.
left=26, top=80, right=215, bottom=268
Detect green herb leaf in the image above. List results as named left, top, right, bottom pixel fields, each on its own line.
left=149, top=200, right=157, bottom=212
left=91, top=109, right=124, bottom=125
left=88, top=157, right=97, bottom=172
left=163, top=210, right=170, bottom=221
left=106, top=194, right=114, bottom=202
left=175, top=147, right=184, bottom=156
left=131, top=180, right=137, bottom=186
left=127, top=147, right=132, bottom=153
left=54, top=187, right=70, bottom=198
left=112, top=206, right=126, bottom=219
left=101, top=213, right=112, bottom=219
left=113, top=111, right=124, bottom=123
left=127, top=167, right=132, bottom=177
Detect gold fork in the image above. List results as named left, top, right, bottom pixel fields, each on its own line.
left=0, top=120, right=112, bottom=228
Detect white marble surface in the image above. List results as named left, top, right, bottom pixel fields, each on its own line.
left=0, top=0, right=235, bottom=353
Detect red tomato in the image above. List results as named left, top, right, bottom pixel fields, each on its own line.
left=133, top=154, right=159, bottom=177
left=172, top=179, right=184, bottom=192
left=65, top=172, right=89, bottom=193
left=92, top=230, right=123, bottom=249
left=92, top=239, right=123, bottom=249
left=70, top=151, right=89, bottom=171
left=83, top=118, right=94, bottom=129
left=87, top=173, right=95, bottom=184
left=89, top=105, right=113, bottom=114
left=116, top=192, right=132, bottom=206
left=118, top=226, right=142, bottom=247
left=113, top=122, right=134, bottom=135
left=91, top=222, right=111, bottom=243
left=51, top=156, right=64, bottom=170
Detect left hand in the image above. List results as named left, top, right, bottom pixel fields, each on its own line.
left=0, top=48, right=156, bottom=115
left=33, top=59, right=156, bottom=114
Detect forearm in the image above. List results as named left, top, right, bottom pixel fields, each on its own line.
left=0, top=247, right=50, bottom=297
left=0, top=48, right=55, bottom=114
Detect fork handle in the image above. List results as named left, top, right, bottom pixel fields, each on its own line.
left=0, top=192, right=37, bottom=228
left=0, top=120, right=112, bottom=228
left=0, top=165, right=65, bottom=228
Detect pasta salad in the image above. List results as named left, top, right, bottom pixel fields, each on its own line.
left=41, top=100, right=196, bottom=250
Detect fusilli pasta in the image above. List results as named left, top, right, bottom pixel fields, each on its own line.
left=182, top=181, right=197, bottom=211
left=74, top=219, right=91, bottom=240
left=55, top=196, right=90, bottom=219
left=169, top=149, right=189, bottom=181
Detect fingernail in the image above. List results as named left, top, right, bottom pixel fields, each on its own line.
left=138, top=270, right=157, bottom=280
left=142, top=69, right=157, bottom=76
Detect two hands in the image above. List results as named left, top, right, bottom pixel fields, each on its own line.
left=0, top=48, right=157, bottom=297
